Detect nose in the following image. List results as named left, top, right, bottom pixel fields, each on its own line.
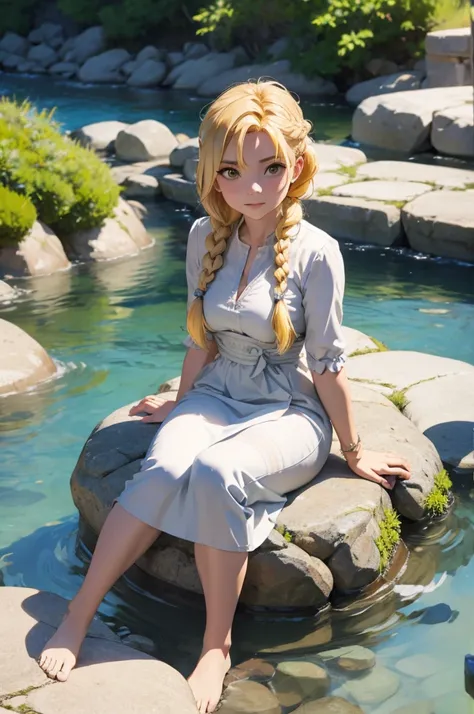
left=249, top=182, right=263, bottom=194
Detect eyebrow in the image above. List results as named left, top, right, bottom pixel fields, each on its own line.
left=219, top=156, right=281, bottom=166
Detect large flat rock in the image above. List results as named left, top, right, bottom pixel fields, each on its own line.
left=0, top=587, right=197, bottom=713
left=402, top=190, right=474, bottom=262
left=0, top=319, right=57, bottom=396
left=312, top=144, right=367, bottom=171
left=332, top=180, right=432, bottom=203
left=431, top=103, right=474, bottom=159
left=425, top=28, right=472, bottom=58
left=303, top=195, right=402, bottom=246
left=404, top=373, right=474, bottom=471
left=352, top=86, right=472, bottom=153
left=355, top=160, right=474, bottom=189
left=346, top=350, right=474, bottom=392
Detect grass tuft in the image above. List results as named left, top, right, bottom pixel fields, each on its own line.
left=425, top=468, right=453, bottom=517
left=376, top=507, right=401, bottom=572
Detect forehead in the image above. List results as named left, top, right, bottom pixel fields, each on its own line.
left=222, top=131, right=279, bottom=162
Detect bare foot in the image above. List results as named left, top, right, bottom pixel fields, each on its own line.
left=38, top=611, right=89, bottom=681
left=187, top=648, right=231, bottom=713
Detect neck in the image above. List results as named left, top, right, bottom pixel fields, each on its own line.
left=239, top=208, right=279, bottom=248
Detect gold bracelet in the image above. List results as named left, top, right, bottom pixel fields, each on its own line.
left=340, top=434, right=361, bottom=455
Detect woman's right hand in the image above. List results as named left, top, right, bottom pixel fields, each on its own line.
left=129, top=394, right=177, bottom=423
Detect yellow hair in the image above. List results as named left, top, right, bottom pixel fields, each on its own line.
left=187, top=80, right=319, bottom=353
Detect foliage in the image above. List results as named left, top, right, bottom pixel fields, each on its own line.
left=425, top=469, right=453, bottom=517
left=376, top=507, right=401, bottom=571
left=0, top=185, right=37, bottom=246
left=387, top=389, right=408, bottom=411
left=0, top=99, right=120, bottom=237
left=0, top=0, right=36, bottom=35
left=275, top=524, right=293, bottom=542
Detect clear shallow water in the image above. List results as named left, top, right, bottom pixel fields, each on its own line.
left=1, top=73, right=474, bottom=712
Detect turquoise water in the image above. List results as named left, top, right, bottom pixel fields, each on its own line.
left=1, top=72, right=474, bottom=711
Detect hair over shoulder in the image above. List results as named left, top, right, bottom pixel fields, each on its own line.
left=187, top=80, right=319, bottom=353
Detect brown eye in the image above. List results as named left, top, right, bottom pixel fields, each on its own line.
left=266, top=163, right=286, bottom=175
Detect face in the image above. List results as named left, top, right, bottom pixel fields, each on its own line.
left=214, top=131, right=304, bottom=219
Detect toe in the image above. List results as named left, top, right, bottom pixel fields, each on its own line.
left=42, top=656, right=52, bottom=675
left=57, top=662, right=72, bottom=682
left=49, top=658, right=62, bottom=679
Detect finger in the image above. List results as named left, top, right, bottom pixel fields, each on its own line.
left=357, top=469, right=392, bottom=490
left=378, top=466, right=411, bottom=481
left=141, top=414, right=163, bottom=423
left=385, top=457, right=411, bottom=471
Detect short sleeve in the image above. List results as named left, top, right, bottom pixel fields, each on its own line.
left=183, top=217, right=214, bottom=350
left=302, top=240, right=346, bottom=374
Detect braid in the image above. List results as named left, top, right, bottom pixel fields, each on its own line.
left=272, top=195, right=302, bottom=353
left=186, top=220, right=233, bottom=349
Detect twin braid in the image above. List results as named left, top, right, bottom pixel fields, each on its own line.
left=196, top=223, right=232, bottom=293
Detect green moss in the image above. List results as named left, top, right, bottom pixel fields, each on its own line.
left=275, top=524, right=293, bottom=542
left=336, top=164, right=359, bottom=179
left=424, top=468, right=453, bottom=517
left=375, top=507, right=401, bottom=572
left=369, top=337, right=389, bottom=351
left=384, top=200, right=406, bottom=209
left=387, top=389, right=408, bottom=411
left=349, top=336, right=389, bottom=357
left=316, top=188, right=335, bottom=197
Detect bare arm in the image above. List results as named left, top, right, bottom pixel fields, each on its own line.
left=176, top=341, right=219, bottom=402
left=312, top=367, right=411, bottom=488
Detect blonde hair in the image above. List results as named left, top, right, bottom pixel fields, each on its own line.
left=187, top=80, right=319, bottom=353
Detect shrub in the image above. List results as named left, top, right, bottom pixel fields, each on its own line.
left=0, top=0, right=37, bottom=35
left=0, top=99, right=120, bottom=236
left=0, top=186, right=37, bottom=246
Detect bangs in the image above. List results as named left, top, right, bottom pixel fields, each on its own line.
left=223, top=118, right=290, bottom=170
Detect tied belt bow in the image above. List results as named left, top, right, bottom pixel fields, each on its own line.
left=215, top=332, right=304, bottom=378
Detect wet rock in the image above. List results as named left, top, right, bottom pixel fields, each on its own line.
left=235, top=658, right=275, bottom=682
left=394, top=653, right=442, bottom=678
left=0, top=319, right=57, bottom=396
left=159, top=174, right=199, bottom=208
left=71, top=120, right=129, bottom=152
left=273, top=660, right=330, bottom=704
left=342, top=664, right=400, bottom=705
left=328, top=523, right=381, bottom=590
left=319, top=645, right=376, bottom=672
left=164, top=52, right=235, bottom=90
left=390, top=702, right=435, bottom=714
left=49, top=61, right=79, bottom=77
left=69, top=26, right=105, bottom=65
left=78, top=49, right=131, bottom=84
left=0, top=280, right=16, bottom=301
left=292, top=697, right=364, bottom=713
left=402, top=189, right=474, bottom=263
left=0, top=220, right=70, bottom=278
left=219, top=681, right=281, bottom=713
left=27, top=43, right=57, bottom=67
left=183, top=42, right=209, bottom=60
left=28, top=22, right=63, bottom=47
left=116, top=120, right=178, bottom=162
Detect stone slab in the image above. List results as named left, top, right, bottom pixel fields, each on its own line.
left=312, top=143, right=367, bottom=172
left=312, top=171, right=349, bottom=193
left=159, top=173, right=199, bottom=208
left=26, top=637, right=197, bottom=714
left=346, top=350, right=474, bottom=392
left=303, top=194, right=402, bottom=246
left=431, top=103, right=474, bottom=159
left=342, top=325, right=381, bottom=355
left=402, top=190, right=474, bottom=262
left=404, top=373, right=474, bottom=470
left=355, top=160, right=474, bottom=189
left=332, top=180, right=433, bottom=203
left=346, top=71, right=422, bottom=107
left=425, top=28, right=472, bottom=58
left=352, top=86, right=472, bottom=153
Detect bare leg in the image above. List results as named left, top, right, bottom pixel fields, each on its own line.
left=39, top=504, right=160, bottom=681
left=188, top=544, right=248, bottom=713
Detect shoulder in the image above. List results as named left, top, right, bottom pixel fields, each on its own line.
left=292, top=219, right=343, bottom=272
left=189, top=215, right=212, bottom=240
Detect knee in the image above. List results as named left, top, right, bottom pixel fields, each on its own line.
left=191, top=445, right=230, bottom=488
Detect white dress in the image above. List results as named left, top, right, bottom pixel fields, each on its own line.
left=116, top=215, right=347, bottom=551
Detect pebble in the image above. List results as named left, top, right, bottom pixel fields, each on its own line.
left=235, top=658, right=275, bottom=681
left=272, top=660, right=330, bottom=708
left=218, top=681, right=282, bottom=714
left=342, top=664, right=400, bottom=705
left=394, top=653, right=442, bottom=679
left=319, top=645, right=376, bottom=672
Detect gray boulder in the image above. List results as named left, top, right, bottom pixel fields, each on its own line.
left=346, top=72, right=422, bottom=107
left=0, top=280, right=16, bottom=301
left=72, top=120, right=130, bottom=152
left=0, top=32, right=29, bottom=56
left=183, top=41, right=209, bottom=60
left=27, top=43, right=57, bottom=68
left=136, top=45, right=165, bottom=64
left=197, top=59, right=337, bottom=97
left=127, top=59, right=167, bottom=87
left=69, top=25, right=105, bottom=64
left=28, top=22, right=63, bottom=48
left=169, top=137, right=199, bottom=168
left=49, top=61, right=79, bottom=77
left=431, top=103, right=474, bottom=159
left=2, top=54, right=25, bottom=69
left=159, top=174, right=199, bottom=208
left=122, top=174, right=161, bottom=200
left=164, top=51, right=235, bottom=90
left=166, top=51, right=184, bottom=67
left=0, top=319, right=57, bottom=396
left=78, top=49, right=131, bottom=83
left=115, top=120, right=179, bottom=162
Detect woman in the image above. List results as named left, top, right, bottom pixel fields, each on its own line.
left=38, top=80, right=410, bottom=713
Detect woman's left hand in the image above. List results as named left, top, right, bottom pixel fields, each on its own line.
left=345, top=449, right=411, bottom=490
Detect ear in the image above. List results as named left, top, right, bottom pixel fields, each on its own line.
left=291, top=156, right=305, bottom=183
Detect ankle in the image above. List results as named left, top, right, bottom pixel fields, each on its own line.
left=202, top=639, right=231, bottom=657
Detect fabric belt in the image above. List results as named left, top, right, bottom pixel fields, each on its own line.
left=215, top=332, right=304, bottom=377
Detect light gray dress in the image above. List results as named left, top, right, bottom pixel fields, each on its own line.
left=117, top=215, right=347, bottom=552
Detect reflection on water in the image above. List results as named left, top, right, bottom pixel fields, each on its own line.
left=1, top=73, right=474, bottom=712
